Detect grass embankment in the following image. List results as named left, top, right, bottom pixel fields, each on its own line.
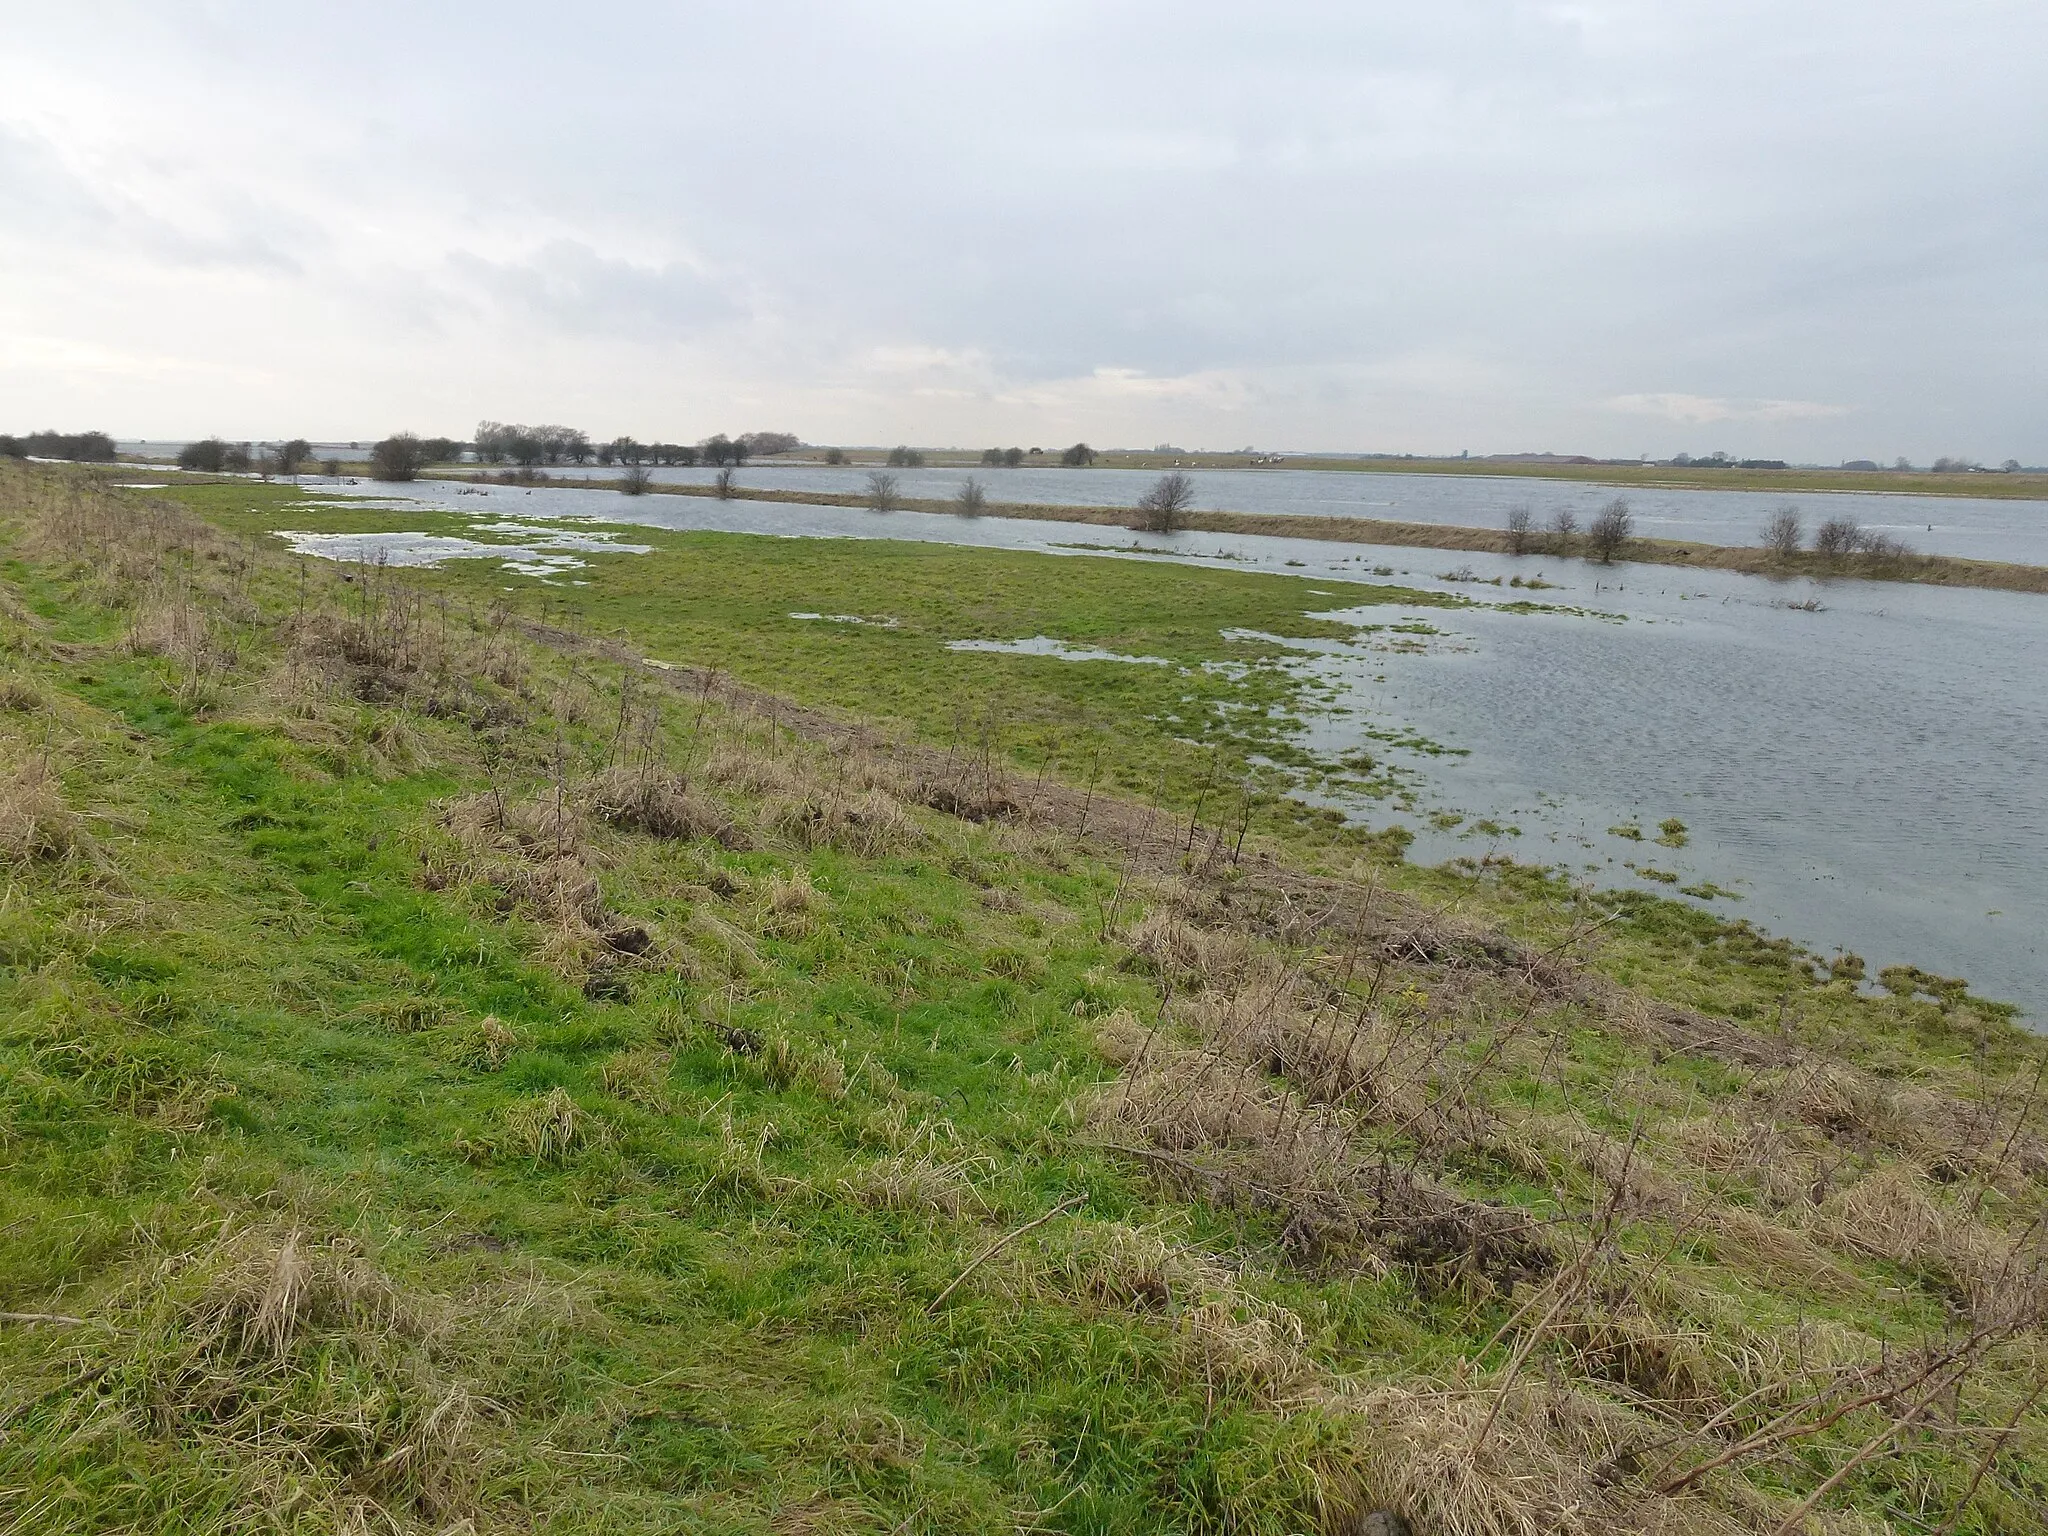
left=4, top=464, right=2048, bottom=1535
left=424, top=472, right=2048, bottom=596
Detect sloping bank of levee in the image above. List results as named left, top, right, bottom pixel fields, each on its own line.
left=425, top=469, right=2048, bottom=597
left=2, top=461, right=2045, bottom=1536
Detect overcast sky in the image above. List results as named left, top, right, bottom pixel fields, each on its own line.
left=2, top=2, right=2042, bottom=460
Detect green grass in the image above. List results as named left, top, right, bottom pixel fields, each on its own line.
left=4, top=465, right=2046, bottom=1535
left=181, top=479, right=1466, bottom=839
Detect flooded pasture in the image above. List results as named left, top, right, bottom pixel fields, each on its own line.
left=292, top=477, right=2048, bottom=1014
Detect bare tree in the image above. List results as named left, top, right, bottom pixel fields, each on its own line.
left=620, top=465, right=653, bottom=495
left=1812, top=516, right=1865, bottom=556
left=823, top=448, right=847, bottom=465
left=1760, top=504, right=1803, bottom=558
left=1587, top=496, right=1632, bottom=562
left=474, top=421, right=516, bottom=463
left=1504, top=504, right=1533, bottom=554
left=1547, top=507, right=1578, bottom=551
left=714, top=466, right=737, bottom=499
left=866, top=470, right=900, bottom=512
left=953, top=477, right=988, bottom=516
left=1133, top=472, right=1196, bottom=533
left=1061, top=442, right=1097, bottom=466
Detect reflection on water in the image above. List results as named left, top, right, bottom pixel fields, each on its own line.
left=297, top=479, right=2047, bottom=1014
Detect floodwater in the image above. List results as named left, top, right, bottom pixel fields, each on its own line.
left=540, top=460, right=2048, bottom=568
left=298, top=478, right=2048, bottom=1015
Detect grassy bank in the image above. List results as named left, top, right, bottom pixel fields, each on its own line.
left=1090, top=453, right=2048, bottom=504
left=425, top=473, right=2048, bottom=596
left=5, top=464, right=2047, bottom=1535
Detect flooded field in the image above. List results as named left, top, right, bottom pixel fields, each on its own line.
left=297, top=477, right=2048, bottom=1013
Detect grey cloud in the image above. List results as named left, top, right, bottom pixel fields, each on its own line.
left=0, top=1, right=2042, bottom=458
left=444, top=240, right=739, bottom=339
left=0, top=121, right=303, bottom=276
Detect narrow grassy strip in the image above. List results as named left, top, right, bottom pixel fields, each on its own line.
left=410, top=471, right=2048, bottom=594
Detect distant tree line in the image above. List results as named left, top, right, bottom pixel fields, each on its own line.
left=473, top=422, right=797, bottom=469
left=0, top=430, right=116, bottom=462
left=599, top=439, right=701, bottom=467
left=1667, top=452, right=1788, bottom=470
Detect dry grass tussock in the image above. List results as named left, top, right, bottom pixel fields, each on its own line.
left=761, top=865, right=827, bottom=937
left=1344, top=1379, right=1745, bottom=1536
left=1095, top=1016, right=1552, bottom=1291
left=767, top=785, right=924, bottom=858
left=429, top=791, right=667, bottom=985
left=1124, top=908, right=1255, bottom=990
left=1010, top=1220, right=1324, bottom=1405
left=835, top=1152, right=986, bottom=1219
left=700, top=736, right=927, bottom=857
left=500, top=1086, right=600, bottom=1164
left=600, top=1045, right=674, bottom=1110
left=8, top=1223, right=518, bottom=1532
left=0, top=754, right=85, bottom=866
left=586, top=762, right=751, bottom=848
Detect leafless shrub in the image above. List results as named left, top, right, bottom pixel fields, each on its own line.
left=1547, top=507, right=1578, bottom=550
left=713, top=466, right=737, bottom=499
left=953, top=476, right=988, bottom=516
left=1811, top=516, right=1864, bottom=556
left=1587, top=497, right=1632, bottom=563
left=619, top=465, right=654, bottom=495
left=1504, top=504, right=1534, bottom=554
left=1133, top=472, right=1197, bottom=533
left=1760, top=504, right=1803, bottom=557
left=865, top=470, right=899, bottom=512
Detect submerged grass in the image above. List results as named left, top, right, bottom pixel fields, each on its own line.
left=2, top=462, right=2045, bottom=1535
